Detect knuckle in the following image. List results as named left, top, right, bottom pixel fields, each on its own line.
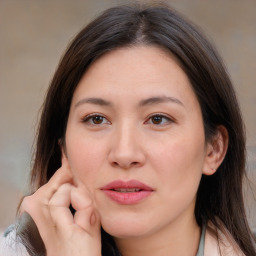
left=60, top=183, right=71, bottom=191
left=20, top=195, right=32, bottom=210
left=19, top=195, right=37, bottom=216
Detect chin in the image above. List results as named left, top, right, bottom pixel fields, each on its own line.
left=101, top=216, right=152, bottom=239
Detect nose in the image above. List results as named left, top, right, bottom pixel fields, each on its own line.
left=108, top=124, right=146, bottom=170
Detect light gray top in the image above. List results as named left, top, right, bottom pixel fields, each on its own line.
left=0, top=224, right=28, bottom=256
left=196, top=225, right=206, bottom=256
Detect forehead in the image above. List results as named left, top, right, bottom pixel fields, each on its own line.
left=85, top=46, right=182, bottom=82
left=71, top=46, right=198, bottom=108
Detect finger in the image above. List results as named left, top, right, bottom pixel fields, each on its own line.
left=19, top=158, right=73, bottom=244
left=19, top=153, right=72, bottom=214
left=71, top=184, right=93, bottom=211
left=74, top=207, right=100, bottom=234
left=20, top=195, right=56, bottom=245
left=71, top=186, right=101, bottom=234
left=48, top=183, right=74, bottom=228
left=36, top=163, right=73, bottom=202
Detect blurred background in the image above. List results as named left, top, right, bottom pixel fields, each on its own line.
left=0, top=0, right=255, bottom=233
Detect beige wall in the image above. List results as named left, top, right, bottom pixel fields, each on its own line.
left=0, top=0, right=255, bottom=231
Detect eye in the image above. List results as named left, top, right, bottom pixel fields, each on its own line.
left=82, top=114, right=110, bottom=125
left=146, top=114, right=173, bottom=126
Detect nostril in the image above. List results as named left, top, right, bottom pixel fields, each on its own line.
left=111, top=161, right=141, bottom=169
left=112, top=162, right=119, bottom=167
left=131, top=161, right=139, bottom=166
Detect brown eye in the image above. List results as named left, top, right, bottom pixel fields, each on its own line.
left=92, top=116, right=104, bottom=124
left=151, top=115, right=163, bottom=124
left=82, top=114, right=110, bottom=125
left=147, top=114, right=173, bottom=126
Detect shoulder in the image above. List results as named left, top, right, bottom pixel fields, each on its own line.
left=0, top=224, right=29, bottom=256
left=204, top=222, right=245, bottom=256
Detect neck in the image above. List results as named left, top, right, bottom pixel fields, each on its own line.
left=114, top=215, right=201, bottom=256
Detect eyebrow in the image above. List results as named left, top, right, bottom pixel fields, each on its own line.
left=74, top=96, right=184, bottom=108
left=75, top=97, right=112, bottom=108
left=138, top=96, right=184, bottom=107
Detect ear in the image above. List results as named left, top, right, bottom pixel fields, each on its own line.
left=202, top=125, right=229, bottom=176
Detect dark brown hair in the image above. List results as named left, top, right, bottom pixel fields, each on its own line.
left=17, top=3, right=255, bottom=255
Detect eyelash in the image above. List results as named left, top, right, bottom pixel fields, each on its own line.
left=81, top=113, right=174, bottom=126
left=145, top=113, right=174, bottom=126
left=82, top=113, right=111, bottom=125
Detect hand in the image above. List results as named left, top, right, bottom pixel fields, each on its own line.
left=20, top=156, right=101, bottom=256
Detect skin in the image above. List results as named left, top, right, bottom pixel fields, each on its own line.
left=21, top=46, right=228, bottom=256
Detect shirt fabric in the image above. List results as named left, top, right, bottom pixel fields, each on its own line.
left=196, top=224, right=206, bottom=256
left=0, top=224, right=28, bottom=256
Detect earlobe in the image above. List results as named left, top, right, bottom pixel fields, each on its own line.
left=203, top=126, right=229, bottom=176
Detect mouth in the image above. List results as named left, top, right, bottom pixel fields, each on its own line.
left=111, top=188, right=142, bottom=192
left=101, top=180, right=154, bottom=205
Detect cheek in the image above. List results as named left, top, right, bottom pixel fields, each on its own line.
left=150, top=132, right=206, bottom=196
left=65, top=134, right=108, bottom=188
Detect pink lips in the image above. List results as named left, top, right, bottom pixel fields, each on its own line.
left=101, top=180, right=154, bottom=205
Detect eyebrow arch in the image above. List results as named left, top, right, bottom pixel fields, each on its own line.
left=75, top=96, right=183, bottom=108
left=75, top=97, right=112, bottom=108
left=138, top=96, right=184, bottom=107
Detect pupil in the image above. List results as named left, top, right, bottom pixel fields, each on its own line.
left=152, top=116, right=162, bottom=124
left=93, top=116, right=103, bottom=124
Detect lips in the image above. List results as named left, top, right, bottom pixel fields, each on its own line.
left=101, top=180, right=154, bottom=205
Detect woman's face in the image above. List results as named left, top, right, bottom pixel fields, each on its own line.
left=65, top=46, right=211, bottom=239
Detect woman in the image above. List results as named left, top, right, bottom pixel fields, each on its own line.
left=1, top=3, right=255, bottom=256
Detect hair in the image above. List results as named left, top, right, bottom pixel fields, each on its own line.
left=16, top=3, right=255, bottom=256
